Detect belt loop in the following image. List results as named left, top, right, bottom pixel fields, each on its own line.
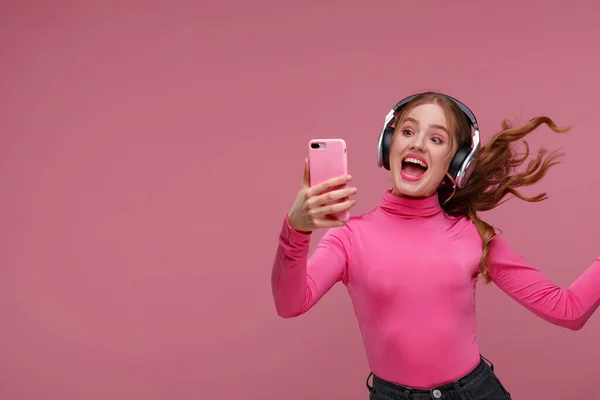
left=404, top=388, right=412, bottom=400
left=480, top=354, right=494, bottom=371
left=366, top=372, right=373, bottom=391
left=453, top=381, right=467, bottom=400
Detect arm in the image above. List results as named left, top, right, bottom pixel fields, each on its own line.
left=488, top=234, right=600, bottom=330
left=271, top=214, right=350, bottom=318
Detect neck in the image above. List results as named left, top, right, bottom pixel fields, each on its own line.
left=391, top=186, right=435, bottom=200
left=379, top=189, right=443, bottom=218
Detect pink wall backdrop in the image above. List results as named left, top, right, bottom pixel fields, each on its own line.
left=1, top=1, right=599, bottom=399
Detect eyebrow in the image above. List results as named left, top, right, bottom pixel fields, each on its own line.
left=403, top=117, right=449, bottom=135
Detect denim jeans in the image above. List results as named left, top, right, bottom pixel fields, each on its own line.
left=366, top=355, right=511, bottom=399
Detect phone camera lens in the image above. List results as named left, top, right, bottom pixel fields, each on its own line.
left=311, top=143, right=320, bottom=149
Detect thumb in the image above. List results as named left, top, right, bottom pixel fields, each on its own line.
left=301, top=157, right=310, bottom=188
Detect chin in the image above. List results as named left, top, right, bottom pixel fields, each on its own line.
left=391, top=174, right=437, bottom=199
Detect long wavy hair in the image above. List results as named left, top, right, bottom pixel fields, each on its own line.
left=392, top=92, right=569, bottom=282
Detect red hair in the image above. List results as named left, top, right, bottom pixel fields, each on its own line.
left=393, top=92, right=569, bottom=282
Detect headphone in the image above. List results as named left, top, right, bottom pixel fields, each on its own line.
left=376, top=92, right=481, bottom=189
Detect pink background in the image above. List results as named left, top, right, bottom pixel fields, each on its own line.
left=1, top=1, right=599, bottom=399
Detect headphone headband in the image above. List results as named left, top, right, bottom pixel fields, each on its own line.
left=376, top=92, right=481, bottom=189
left=383, top=93, right=479, bottom=132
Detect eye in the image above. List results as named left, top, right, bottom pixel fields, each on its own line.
left=402, top=129, right=414, bottom=136
left=431, top=136, right=444, bottom=144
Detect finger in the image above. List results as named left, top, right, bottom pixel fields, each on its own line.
left=309, top=186, right=357, bottom=208
left=308, top=174, right=352, bottom=197
left=314, top=210, right=353, bottom=228
left=310, top=198, right=356, bottom=219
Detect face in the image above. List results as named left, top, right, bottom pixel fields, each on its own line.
left=389, top=103, right=456, bottom=198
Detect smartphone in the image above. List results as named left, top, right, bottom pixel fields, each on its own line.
left=308, top=138, right=350, bottom=222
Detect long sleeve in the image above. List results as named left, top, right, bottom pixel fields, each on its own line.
left=271, top=215, right=350, bottom=318
left=487, top=234, right=600, bottom=330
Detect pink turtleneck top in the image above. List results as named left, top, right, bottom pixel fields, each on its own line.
left=270, top=190, right=600, bottom=389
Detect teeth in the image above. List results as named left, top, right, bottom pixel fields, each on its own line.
left=403, top=157, right=427, bottom=168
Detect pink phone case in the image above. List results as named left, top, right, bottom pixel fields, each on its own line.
left=308, top=138, right=350, bottom=222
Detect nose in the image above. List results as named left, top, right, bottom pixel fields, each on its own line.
left=409, top=135, right=426, bottom=152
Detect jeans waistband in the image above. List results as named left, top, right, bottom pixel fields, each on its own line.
left=366, top=355, right=494, bottom=400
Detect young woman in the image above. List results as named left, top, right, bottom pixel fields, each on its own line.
left=270, top=92, right=600, bottom=399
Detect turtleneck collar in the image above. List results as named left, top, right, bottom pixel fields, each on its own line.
left=379, top=189, right=443, bottom=218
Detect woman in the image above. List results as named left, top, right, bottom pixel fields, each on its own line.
left=270, top=92, right=600, bottom=399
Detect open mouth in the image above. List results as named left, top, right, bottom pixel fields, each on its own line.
left=400, top=155, right=428, bottom=181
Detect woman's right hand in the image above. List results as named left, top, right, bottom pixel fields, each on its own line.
left=287, top=157, right=357, bottom=233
